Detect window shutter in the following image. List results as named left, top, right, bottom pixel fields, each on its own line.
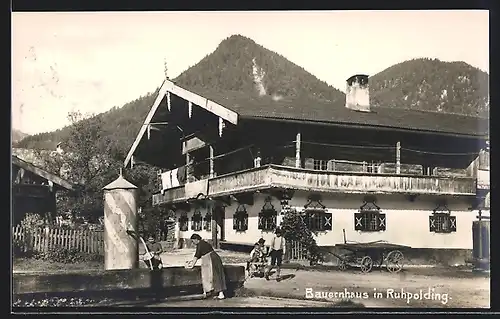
left=243, top=214, right=248, bottom=231
left=429, top=215, right=436, bottom=232
left=323, top=212, right=332, bottom=231
left=191, top=218, right=195, bottom=230
left=354, top=213, right=363, bottom=231
left=258, top=213, right=263, bottom=230
left=378, top=213, right=386, bottom=231
left=233, top=215, right=238, bottom=230
left=449, top=216, right=457, bottom=232
left=271, top=215, right=277, bottom=230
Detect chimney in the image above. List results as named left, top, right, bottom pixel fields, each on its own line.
left=345, top=74, right=370, bottom=112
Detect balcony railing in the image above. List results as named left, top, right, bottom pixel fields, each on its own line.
left=152, top=164, right=477, bottom=206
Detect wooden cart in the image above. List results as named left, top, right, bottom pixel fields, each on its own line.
left=331, top=230, right=410, bottom=273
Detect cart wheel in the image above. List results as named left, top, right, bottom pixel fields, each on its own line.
left=339, top=260, right=347, bottom=271
left=386, top=250, right=404, bottom=273
left=360, top=256, right=373, bottom=273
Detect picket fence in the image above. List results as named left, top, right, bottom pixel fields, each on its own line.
left=12, top=226, right=105, bottom=255
left=287, top=240, right=309, bottom=261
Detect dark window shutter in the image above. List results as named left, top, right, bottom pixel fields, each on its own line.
left=378, top=213, right=386, bottom=231
left=449, top=216, right=457, bottom=232
left=191, top=218, right=195, bottom=230
left=271, top=215, right=277, bottom=230
left=233, top=215, right=238, bottom=230
left=429, top=215, right=436, bottom=232
left=323, top=212, right=332, bottom=231
left=258, top=213, right=263, bottom=230
left=354, top=213, right=363, bottom=231
left=243, top=214, right=248, bottom=231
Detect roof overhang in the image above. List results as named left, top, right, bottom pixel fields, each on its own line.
left=241, top=115, right=489, bottom=140
left=12, top=156, right=74, bottom=191
left=124, top=80, right=239, bottom=168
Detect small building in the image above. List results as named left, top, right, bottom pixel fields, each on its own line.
left=12, top=155, right=74, bottom=225
left=124, top=75, right=489, bottom=264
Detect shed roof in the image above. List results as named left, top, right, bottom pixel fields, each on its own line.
left=12, top=155, right=74, bottom=190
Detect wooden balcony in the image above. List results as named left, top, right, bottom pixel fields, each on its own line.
left=152, top=165, right=477, bottom=206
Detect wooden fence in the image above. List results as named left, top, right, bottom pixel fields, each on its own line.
left=12, top=226, right=105, bottom=255
left=287, top=240, right=309, bottom=261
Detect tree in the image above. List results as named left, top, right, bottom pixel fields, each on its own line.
left=280, top=209, right=323, bottom=265
left=36, top=110, right=164, bottom=225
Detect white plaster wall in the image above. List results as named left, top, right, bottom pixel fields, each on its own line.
left=174, top=207, right=213, bottom=242
left=175, top=191, right=476, bottom=250
left=289, top=191, right=474, bottom=249
left=223, top=193, right=279, bottom=245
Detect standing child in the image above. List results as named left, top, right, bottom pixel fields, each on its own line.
left=145, top=235, right=163, bottom=269
left=264, top=228, right=286, bottom=281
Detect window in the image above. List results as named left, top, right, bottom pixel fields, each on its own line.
left=429, top=203, right=456, bottom=233
left=191, top=209, right=203, bottom=231
left=303, top=196, right=332, bottom=232
left=179, top=212, right=188, bottom=231
left=233, top=204, right=248, bottom=232
left=313, top=159, right=328, bottom=171
left=203, top=211, right=212, bottom=231
left=354, top=200, right=386, bottom=232
left=258, top=196, right=277, bottom=231
left=304, top=209, right=332, bottom=232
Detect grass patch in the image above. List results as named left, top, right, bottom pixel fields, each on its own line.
left=13, top=257, right=103, bottom=272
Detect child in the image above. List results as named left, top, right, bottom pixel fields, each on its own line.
left=249, top=242, right=263, bottom=262
left=247, top=241, right=264, bottom=274
left=145, top=235, right=163, bottom=270
left=265, top=228, right=286, bottom=281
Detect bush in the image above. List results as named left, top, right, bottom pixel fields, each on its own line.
left=12, top=238, right=34, bottom=259
left=32, top=248, right=103, bottom=264
left=280, top=209, right=324, bottom=264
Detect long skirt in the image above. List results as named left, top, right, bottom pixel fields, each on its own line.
left=201, top=250, right=227, bottom=294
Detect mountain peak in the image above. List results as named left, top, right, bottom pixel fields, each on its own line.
left=369, top=57, right=489, bottom=117
left=174, top=35, right=344, bottom=103
left=219, top=34, right=256, bottom=46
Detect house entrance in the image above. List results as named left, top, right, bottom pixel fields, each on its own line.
left=213, top=205, right=225, bottom=248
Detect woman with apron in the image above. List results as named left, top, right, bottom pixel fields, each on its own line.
left=185, top=234, right=227, bottom=299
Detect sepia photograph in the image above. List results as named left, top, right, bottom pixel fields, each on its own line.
left=11, top=10, right=490, bottom=311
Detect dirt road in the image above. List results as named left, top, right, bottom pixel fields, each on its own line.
left=150, top=249, right=489, bottom=308
left=243, top=268, right=490, bottom=308
left=106, top=296, right=336, bottom=308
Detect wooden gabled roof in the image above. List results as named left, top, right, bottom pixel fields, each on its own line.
left=12, top=155, right=74, bottom=191
left=183, top=85, right=488, bottom=138
left=124, top=79, right=489, bottom=168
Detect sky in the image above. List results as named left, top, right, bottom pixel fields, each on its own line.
left=11, top=10, right=489, bottom=135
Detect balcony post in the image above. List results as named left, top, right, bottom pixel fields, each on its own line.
left=209, top=145, right=215, bottom=178
left=157, top=169, right=162, bottom=193
left=396, top=141, right=401, bottom=174
left=208, top=201, right=218, bottom=248
left=295, top=132, right=301, bottom=168
left=186, top=153, right=192, bottom=182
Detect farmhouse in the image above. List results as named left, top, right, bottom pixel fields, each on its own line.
left=12, top=155, right=74, bottom=225
left=124, top=74, right=489, bottom=263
